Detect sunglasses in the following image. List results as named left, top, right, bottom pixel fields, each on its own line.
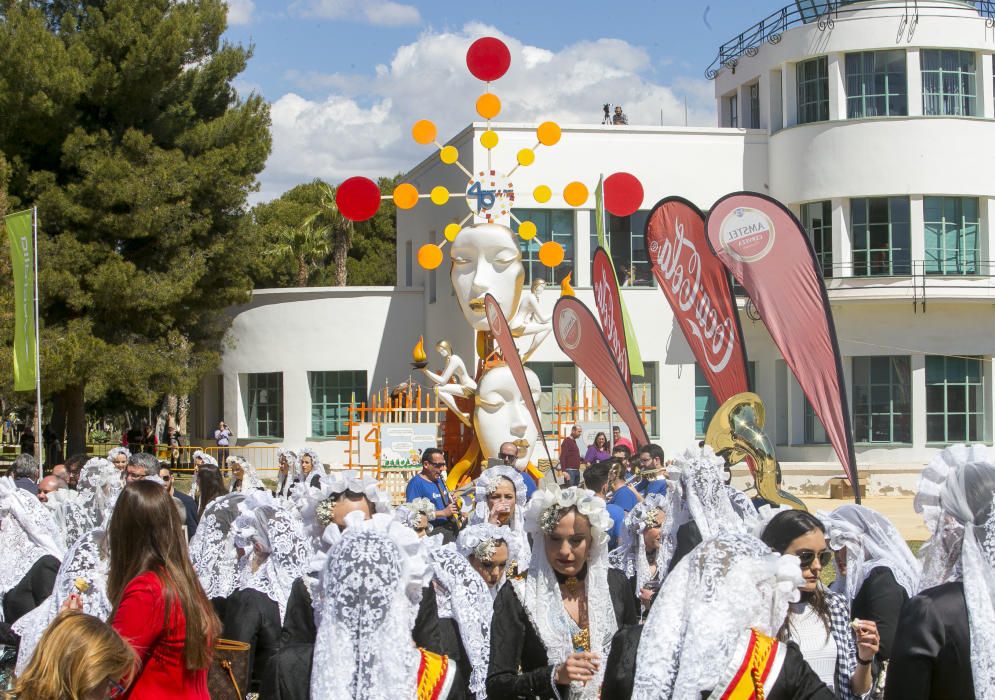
left=499, top=453, right=517, bottom=462
left=795, top=549, right=833, bottom=569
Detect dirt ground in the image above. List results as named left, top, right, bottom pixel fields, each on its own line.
left=801, top=495, right=929, bottom=542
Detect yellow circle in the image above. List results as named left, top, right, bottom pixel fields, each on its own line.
left=533, top=185, right=552, bottom=203
left=417, top=244, right=444, bottom=270
left=444, top=223, right=461, bottom=242
left=480, top=130, right=499, bottom=150
left=563, top=181, right=589, bottom=207
left=539, top=241, right=565, bottom=267
left=476, top=93, right=501, bottom=120
left=518, top=221, right=538, bottom=241
left=537, top=121, right=561, bottom=146
left=516, top=148, right=535, bottom=166
left=430, top=186, right=450, bottom=206
left=440, top=145, right=459, bottom=164
left=411, top=120, right=437, bottom=145
left=392, top=183, right=419, bottom=209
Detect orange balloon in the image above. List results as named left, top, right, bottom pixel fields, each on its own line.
left=417, top=244, right=444, bottom=270
left=538, top=241, right=565, bottom=268
left=537, top=121, right=561, bottom=146
left=476, top=93, right=501, bottom=120
left=411, top=120, right=437, bottom=145
left=563, top=181, right=589, bottom=207
left=393, top=183, right=419, bottom=209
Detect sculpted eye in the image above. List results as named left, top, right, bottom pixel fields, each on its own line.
left=452, top=256, right=471, bottom=265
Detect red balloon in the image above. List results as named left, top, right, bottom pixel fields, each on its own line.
left=466, top=37, right=511, bottom=82
left=336, top=176, right=381, bottom=222
left=604, top=172, right=644, bottom=217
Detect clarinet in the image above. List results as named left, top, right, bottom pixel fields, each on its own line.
left=436, top=477, right=464, bottom=529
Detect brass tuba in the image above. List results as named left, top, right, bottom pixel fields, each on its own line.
left=705, top=392, right=807, bottom=511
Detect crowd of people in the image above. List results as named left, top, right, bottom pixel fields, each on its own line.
left=0, top=437, right=992, bottom=700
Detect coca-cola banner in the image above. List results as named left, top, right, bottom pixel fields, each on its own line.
left=705, top=193, right=859, bottom=499
left=592, top=247, right=631, bottom=390
left=645, top=197, right=750, bottom=405
left=552, top=296, right=650, bottom=448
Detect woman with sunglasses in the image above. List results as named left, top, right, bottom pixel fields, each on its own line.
left=762, top=510, right=878, bottom=700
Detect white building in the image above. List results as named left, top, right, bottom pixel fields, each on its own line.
left=195, top=0, right=995, bottom=496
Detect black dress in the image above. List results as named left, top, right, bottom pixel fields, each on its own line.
left=486, top=568, right=638, bottom=699
left=261, top=576, right=445, bottom=700
left=223, top=588, right=282, bottom=692
left=669, top=521, right=702, bottom=573
left=849, top=567, right=908, bottom=661
left=1, top=555, right=60, bottom=624
left=884, top=581, right=974, bottom=700
left=601, top=625, right=836, bottom=700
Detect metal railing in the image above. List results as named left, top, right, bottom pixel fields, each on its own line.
left=706, top=1, right=995, bottom=79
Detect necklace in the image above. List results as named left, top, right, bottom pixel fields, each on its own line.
left=562, top=576, right=582, bottom=595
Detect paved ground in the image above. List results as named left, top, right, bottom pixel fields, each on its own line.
left=802, top=495, right=928, bottom=542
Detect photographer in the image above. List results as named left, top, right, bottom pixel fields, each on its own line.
left=213, top=420, right=232, bottom=468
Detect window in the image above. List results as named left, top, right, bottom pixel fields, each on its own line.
left=800, top=201, right=833, bottom=277
left=589, top=210, right=653, bottom=287
left=749, top=83, right=761, bottom=129
left=245, top=372, right=283, bottom=438
left=922, top=50, right=977, bottom=116
left=527, top=362, right=576, bottom=432
left=852, top=356, right=911, bottom=443
left=804, top=396, right=829, bottom=444
left=926, top=356, right=985, bottom=443
left=796, top=56, right=829, bottom=124
left=632, top=362, right=658, bottom=436
left=845, top=50, right=907, bottom=118
left=695, top=362, right=756, bottom=437
left=310, top=371, right=367, bottom=438
left=728, top=93, right=739, bottom=128
left=513, top=209, right=575, bottom=286
left=851, top=197, right=911, bottom=276
left=924, top=197, right=979, bottom=275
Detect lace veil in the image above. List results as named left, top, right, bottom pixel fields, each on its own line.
left=469, top=465, right=531, bottom=565
left=395, top=498, right=436, bottom=529
left=632, top=532, right=803, bottom=700
left=0, top=477, right=65, bottom=614
left=189, top=492, right=246, bottom=600
left=822, top=504, right=920, bottom=603
left=299, top=447, right=327, bottom=480
left=608, top=493, right=668, bottom=592
left=227, top=455, right=265, bottom=493
left=310, top=511, right=432, bottom=700
left=276, top=448, right=300, bottom=497
left=456, top=522, right=520, bottom=598
left=671, top=446, right=755, bottom=540
left=296, top=470, right=392, bottom=545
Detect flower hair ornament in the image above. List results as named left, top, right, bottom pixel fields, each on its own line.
left=525, top=485, right=613, bottom=542
left=106, top=446, right=131, bottom=462
left=457, top=522, right=520, bottom=564
left=395, top=498, right=436, bottom=531
left=608, top=493, right=668, bottom=593
left=299, top=470, right=393, bottom=543
left=192, top=449, right=218, bottom=466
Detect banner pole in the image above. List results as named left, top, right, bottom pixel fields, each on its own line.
left=31, top=207, right=42, bottom=470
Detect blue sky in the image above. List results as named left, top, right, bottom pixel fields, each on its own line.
left=223, top=0, right=791, bottom=201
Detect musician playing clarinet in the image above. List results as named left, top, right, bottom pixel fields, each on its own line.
left=406, top=447, right=461, bottom=541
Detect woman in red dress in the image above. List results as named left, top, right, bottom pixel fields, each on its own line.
left=107, top=480, right=220, bottom=699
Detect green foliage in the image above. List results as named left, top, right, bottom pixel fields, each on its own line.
left=0, top=0, right=271, bottom=447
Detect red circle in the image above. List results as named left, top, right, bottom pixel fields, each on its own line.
left=604, top=172, right=644, bottom=217
left=336, top=176, right=381, bottom=222
left=466, top=37, right=511, bottom=82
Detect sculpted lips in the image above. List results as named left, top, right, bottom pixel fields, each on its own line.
left=468, top=298, right=486, bottom=311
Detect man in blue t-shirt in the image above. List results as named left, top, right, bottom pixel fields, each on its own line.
left=609, top=444, right=669, bottom=513
left=405, top=448, right=457, bottom=535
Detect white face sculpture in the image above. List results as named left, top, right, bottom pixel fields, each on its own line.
left=474, top=364, right=542, bottom=471
left=450, top=223, right=525, bottom=331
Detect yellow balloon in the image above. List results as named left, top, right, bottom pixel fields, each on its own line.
left=517, top=148, right=535, bottom=166
left=539, top=241, right=565, bottom=268
left=518, top=221, right=538, bottom=240
left=537, top=121, right=561, bottom=146
left=392, top=183, right=419, bottom=209
left=430, top=186, right=450, bottom=205
left=480, top=130, right=499, bottom=150
left=411, top=120, right=437, bottom=145
left=476, top=93, right=501, bottom=120
left=444, top=223, right=461, bottom=242
left=533, top=185, right=552, bottom=203
left=440, top=145, right=459, bottom=164
left=418, top=244, right=444, bottom=270
left=563, top=181, right=589, bottom=207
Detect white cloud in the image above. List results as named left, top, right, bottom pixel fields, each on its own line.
left=226, top=0, right=254, bottom=25
left=256, top=25, right=717, bottom=202
left=293, top=0, right=421, bottom=26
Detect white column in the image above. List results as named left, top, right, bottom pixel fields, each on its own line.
left=574, top=208, right=592, bottom=287
left=911, top=354, right=926, bottom=449
left=828, top=53, right=846, bottom=121
left=833, top=198, right=852, bottom=278
left=909, top=196, right=925, bottom=274
left=982, top=197, right=994, bottom=270
left=759, top=71, right=771, bottom=132
left=907, top=48, right=923, bottom=117
left=783, top=62, right=797, bottom=129
left=981, top=53, right=994, bottom=120
left=770, top=67, right=785, bottom=133
left=283, top=370, right=311, bottom=445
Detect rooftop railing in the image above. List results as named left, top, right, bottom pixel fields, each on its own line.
left=706, top=1, right=995, bottom=79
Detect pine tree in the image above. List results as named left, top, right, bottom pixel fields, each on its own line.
left=0, top=0, right=271, bottom=453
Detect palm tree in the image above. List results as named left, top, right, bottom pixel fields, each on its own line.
left=268, top=218, right=330, bottom=286
left=306, top=181, right=354, bottom=287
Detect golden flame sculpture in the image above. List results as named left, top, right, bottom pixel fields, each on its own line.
left=559, top=272, right=575, bottom=297
left=411, top=336, right=428, bottom=369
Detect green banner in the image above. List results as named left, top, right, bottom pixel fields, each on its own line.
left=5, top=210, right=36, bottom=391
left=593, top=176, right=645, bottom=379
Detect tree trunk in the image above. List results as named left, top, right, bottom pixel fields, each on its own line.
left=49, top=391, right=68, bottom=467
left=63, top=384, right=87, bottom=457
left=297, top=256, right=309, bottom=286
left=332, top=228, right=350, bottom=286
left=177, top=394, right=189, bottom=437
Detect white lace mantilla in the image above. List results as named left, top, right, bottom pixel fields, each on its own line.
left=189, top=493, right=245, bottom=600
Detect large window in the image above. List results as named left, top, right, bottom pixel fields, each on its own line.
left=845, top=50, right=907, bottom=118
left=513, top=209, right=574, bottom=286
left=851, top=197, right=911, bottom=276
left=922, top=50, right=977, bottom=116
left=310, top=370, right=367, bottom=437
left=528, top=362, right=576, bottom=432
left=924, top=197, right=979, bottom=275
left=926, top=356, right=985, bottom=444
left=632, top=362, right=658, bottom=437
left=800, top=201, right=833, bottom=277
left=695, top=362, right=756, bottom=437
left=852, top=356, right=911, bottom=444
left=797, top=56, right=829, bottom=124
left=589, top=210, right=653, bottom=287
left=246, top=372, right=283, bottom=438
left=749, top=83, right=761, bottom=129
